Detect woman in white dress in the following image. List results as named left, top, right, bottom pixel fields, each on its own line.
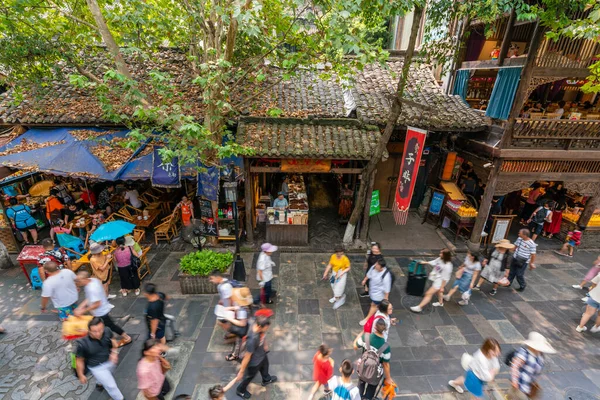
left=410, top=248, right=453, bottom=313
left=474, top=240, right=514, bottom=296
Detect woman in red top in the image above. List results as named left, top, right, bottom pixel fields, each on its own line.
left=176, top=196, right=194, bottom=226
left=309, top=344, right=334, bottom=400
left=520, top=183, right=542, bottom=224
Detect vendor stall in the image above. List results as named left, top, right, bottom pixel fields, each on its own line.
left=437, top=181, right=479, bottom=242
left=265, top=174, right=309, bottom=246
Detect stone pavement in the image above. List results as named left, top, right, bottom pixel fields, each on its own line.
left=0, top=248, right=599, bottom=400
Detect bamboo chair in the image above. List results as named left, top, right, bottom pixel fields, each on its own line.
left=133, top=228, right=146, bottom=243
left=154, top=219, right=174, bottom=244
left=137, top=246, right=151, bottom=280
left=529, top=112, right=545, bottom=119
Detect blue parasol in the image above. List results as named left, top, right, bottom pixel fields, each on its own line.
left=90, top=221, right=136, bottom=242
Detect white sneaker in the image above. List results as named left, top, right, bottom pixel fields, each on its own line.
left=410, top=306, right=422, bottom=313
left=590, top=325, right=600, bottom=333
left=135, top=289, right=140, bottom=296
left=442, top=294, right=451, bottom=302
left=329, top=297, right=336, bottom=304
left=107, top=294, right=117, bottom=300
left=576, top=325, right=587, bottom=332
left=472, top=286, right=481, bottom=291
left=359, top=319, right=367, bottom=326
left=572, top=284, right=582, bottom=289
left=448, top=380, right=464, bottom=394
left=582, top=297, right=589, bottom=302
left=432, top=302, right=443, bottom=307
left=458, top=300, right=469, bottom=306
left=333, top=295, right=346, bottom=310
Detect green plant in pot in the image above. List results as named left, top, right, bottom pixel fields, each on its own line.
left=180, top=250, right=233, bottom=276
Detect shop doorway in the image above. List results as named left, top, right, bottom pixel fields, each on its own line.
left=306, top=174, right=344, bottom=250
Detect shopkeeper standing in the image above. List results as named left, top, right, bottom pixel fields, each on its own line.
left=280, top=176, right=289, bottom=197
left=272, top=192, right=288, bottom=210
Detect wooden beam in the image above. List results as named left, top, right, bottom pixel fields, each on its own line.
left=250, top=166, right=281, bottom=173
left=498, top=172, right=600, bottom=182
left=249, top=166, right=364, bottom=174
left=500, top=149, right=600, bottom=160
left=498, top=9, right=516, bottom=66
left=532, top=67, right=590, bottom=79
left=330, top=168, right=364, bottom=174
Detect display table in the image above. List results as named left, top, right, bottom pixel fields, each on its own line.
left=266, top=220, right=308, bottom=246
left=439, top=207, right=476, bottom=242
left=16, top=245, right=45, bottom=285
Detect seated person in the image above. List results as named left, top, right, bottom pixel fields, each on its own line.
left=272, top=192, right=288, bottom=209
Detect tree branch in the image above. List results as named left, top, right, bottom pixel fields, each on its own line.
left=232, top=76, right=283, bottom=110
left=47, top=0, right=100, bottom=32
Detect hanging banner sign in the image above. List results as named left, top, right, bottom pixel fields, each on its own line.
left=197, top=166, right=219, bottom=201
left=393, top=127, right=427, bottom=225
left=281, top=159, right=331, bottom=173
left=369, top=190, right=381, bottom=216
left=151, top=147, right=181, bottom=188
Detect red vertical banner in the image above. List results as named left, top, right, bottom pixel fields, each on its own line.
left=393, top=126, right=427, bottom=225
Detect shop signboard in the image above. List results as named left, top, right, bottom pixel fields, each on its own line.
left=281, top=159, right=331, bottom=173
left=369, top=190, right=380, bottom=216
left=198, top=199, right=218, bottom=236
left=429, top=191, right=445, bottom=216
left=393, top=126, right=427, bottom=225
left=491, top=218, right=511, bottom=243
left=197, top=166, right=219, bottom=201
left=152, top=147, right=181, bottom=188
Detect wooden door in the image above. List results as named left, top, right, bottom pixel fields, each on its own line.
left=373, top=154, right=402, bottom=209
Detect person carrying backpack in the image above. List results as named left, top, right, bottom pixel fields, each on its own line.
left=6, top=197, right=38, bottom=244
left=527, top=201, right=551, bottom=241
left=353, top=319, right=391, bottom=399
left=359, top=259, right=393, bottom=327
left=363, top=300, right=398, bottom=342
left=327, top=359, right=361, bottom=400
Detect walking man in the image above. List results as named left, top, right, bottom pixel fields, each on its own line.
left=74, top=270, right=132, bottom=347
left=144, top=283, right=167, bottom=344
left=209, top=270, right=234, bottom=307
left=40, top=261, right=78, bottom=321
left=235, top=315, right=278, bottom=399
left=508, top=229, right=537, bottom=292
left=75, top=317, right=124, bottom=400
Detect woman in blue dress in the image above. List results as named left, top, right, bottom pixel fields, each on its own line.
left=443, top=250, right=481, bottom=306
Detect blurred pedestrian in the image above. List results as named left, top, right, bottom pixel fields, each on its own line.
left=144, top=283, right=167, bottom=344
left=209, top=270, right=233, bottom=307
left=322, top=247, right=351, bottom=310
left=449, top=338, right=501, bottom=398
left=113, top=236, right=140, bottom=296
left=410, top=249, right=453, bottom=313
left=576, top=271, right=600, bottom=333
left=353, top=319, right=392, bottom=400
left=137, top=339, right=171, bottom=399
left=308, top=344, right=334, bottom=400
left=75, top=317, right=124, bottom=400
left=474, top=240, right=514, bottom=295
left=444, top=251, right=481, bottom=306
left=572, top=255, right=600, bottom=291
left=89, top=242, right=115, bottom=298
left=359, top=259, right=392, bottom=325
left=257, top=243, right=277, bottom=304
left=224, top=288, right=252, bottom=362
left=506, top=332, right=556, bottom=400
left=40, top=262, right=78, bottom=321
left=360, top=242, right=383, bottom=298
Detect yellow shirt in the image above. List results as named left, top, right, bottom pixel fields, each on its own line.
left=329, top=254, right=350, bottom=273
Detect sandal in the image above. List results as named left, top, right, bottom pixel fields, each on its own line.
left=117, top=337, right=132, bottom=347
left=225, top=353, right=239, bottom=362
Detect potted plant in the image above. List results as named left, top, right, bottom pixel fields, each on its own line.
left=178, top=250, right=234, bottom=294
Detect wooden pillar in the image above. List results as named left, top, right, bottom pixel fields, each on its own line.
left=498, top=9, right=516, bottom=66
left=359, top=169, right=377, bottom=241
left=244, top=158, right=254, bottom=243
left=578, top=196, right=600, bottom=229
left=467, top=159, right=502, bottom=251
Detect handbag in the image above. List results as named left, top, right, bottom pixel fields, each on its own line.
left=129, top=247, right=141, bottom=270
left=460, top=352, right=473, bottom=370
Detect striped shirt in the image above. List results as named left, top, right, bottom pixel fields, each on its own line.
left=513, top=237, right=536, bottom=261
left=511, top=347, right=544, bottom=395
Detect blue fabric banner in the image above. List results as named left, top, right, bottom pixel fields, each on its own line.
left=151, top=147, right=181, bottom=188
left=485, top=67, right=523, bottom=120
left=453, top=70, right=471, bottom=101
left=197, top=166, right=219, bottom=201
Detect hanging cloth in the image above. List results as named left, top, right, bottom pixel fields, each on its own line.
left=485, top=67, right=523, bottom=120
left=453, top=69, right=472, bottom=101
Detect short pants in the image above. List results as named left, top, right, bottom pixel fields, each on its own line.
left=587, top=297, right=600, bottom=310
left=57, top=303, right=77, bottom=321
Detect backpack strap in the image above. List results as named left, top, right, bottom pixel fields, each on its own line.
left=376, top=342, right=389, bottom=357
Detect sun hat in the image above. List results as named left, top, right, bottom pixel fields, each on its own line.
left=124, top=236, right=136, bottom=247
left=261, top=243, right=278, bottom=253
left=523, top=332, right=557, bottom=354
left=90, top=242, right=105, bottom=255
left=231, top=287, right=254, bottom=307
left=495, top=239, right=515, bottom=250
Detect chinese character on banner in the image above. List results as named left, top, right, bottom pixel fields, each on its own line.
left=393, top=127, right=427, bottom=225
left=152, top=147, right=181, bottom=188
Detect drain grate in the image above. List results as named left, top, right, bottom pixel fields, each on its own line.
left=565, top=388, right=600, bottom=400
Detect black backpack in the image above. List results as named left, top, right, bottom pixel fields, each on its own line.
left=504, top=349, right=517, bottom=366
left=533, top=207, right=548, bottom=224
left=382, top=268, right=396, bottom=287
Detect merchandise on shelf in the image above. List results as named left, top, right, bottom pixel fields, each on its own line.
left=457, top=204, right=478, bottom=218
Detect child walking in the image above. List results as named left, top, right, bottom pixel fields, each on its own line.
left=309, top=344, right=334, bottom=400
left=555, top=227, right=582, bottom=257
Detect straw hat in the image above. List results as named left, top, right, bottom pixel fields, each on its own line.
left=90, top=242, right=105, bottom=255
left=261, top=243, right=278, bottom=253
left=124, top=236, right=136, bottom=247
left=523, top=332, right=557, bottom=354
left=495, top=239, right=515, bottom=250
left=231, top=287, right=253, bottom=307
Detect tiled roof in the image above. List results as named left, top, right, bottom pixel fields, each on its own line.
left=237, top=118, right=380, bottom=159
left=0, top=50, right=487, bottom=131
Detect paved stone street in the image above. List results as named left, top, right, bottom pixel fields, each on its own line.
left=1, top=247, right=600, bottom=400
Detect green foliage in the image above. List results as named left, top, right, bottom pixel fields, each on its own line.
left=179, top=250, right=233, bottom=276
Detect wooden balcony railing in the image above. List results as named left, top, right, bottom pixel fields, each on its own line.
left=501, top=159, right=600, bottom=174
left=511, top=118, right=600, bottom=150
left=536, top=37, right=600, bottom=70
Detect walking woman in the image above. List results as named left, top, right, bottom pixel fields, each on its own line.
left=572, top=255, right=600, bottom=291
left=113, top=236, right=140, bottom=296
left=360, top=243, right=383, bottom=298
left=410, top=249, right=453, bottom=313
left=474, top=240, right=514, bottom=296
left=322, top=247, right=351, bottom=310
left=89, top=243, right=116, bottom=299
left=444, top=251, right=481, bottom=306
left=137, top=339, right=171, bottom=399
left=224, top=288, right=252, bottom=362
left=448, top=338, right=501, bottom=398
left=576, top=270, right=600, bottom=333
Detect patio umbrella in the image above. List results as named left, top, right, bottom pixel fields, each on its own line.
left=90, top=220, right=136, bottom=242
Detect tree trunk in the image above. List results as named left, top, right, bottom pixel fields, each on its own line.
left=579, top=196, right=600, bottom=229
left=343, top=6, right=424, bottom=244
left=0, top=241, right=13, bottom=269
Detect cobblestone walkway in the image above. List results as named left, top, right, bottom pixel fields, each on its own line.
left=0, top=248, right=599, bottom=399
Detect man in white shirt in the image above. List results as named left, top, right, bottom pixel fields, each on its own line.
left=257, top=243, right=277, bottom=305
left=41, top=262, right=78, bottom=321
left=124, top=185, right=142, bottom=208
left=209, top=270, right=233, bottom=307
left=74, top=270, right=132, bottom=347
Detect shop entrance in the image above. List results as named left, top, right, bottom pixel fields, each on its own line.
left=306, top=174, right=345, bottom=249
